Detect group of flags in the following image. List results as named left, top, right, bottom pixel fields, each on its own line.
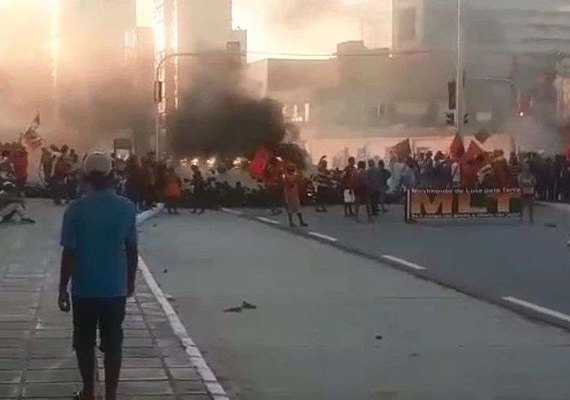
left=20, top=113, right=42, bottom=150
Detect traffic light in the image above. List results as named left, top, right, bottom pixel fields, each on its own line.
left=448, top=81, right=457, bottom=110
left=464, top=113, right=469, bottom=125
left=445, top=111, right=455, bottom=126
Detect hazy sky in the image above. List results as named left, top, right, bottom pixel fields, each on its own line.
left=136, top=0, right=391, bottom=59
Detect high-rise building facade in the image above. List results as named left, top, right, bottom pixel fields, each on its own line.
left=393, top=0, right=570, bottom=58
left=57, top=0, right=138, bottom=143
left=0, top=0, right=56, bottom=132
left=153, top=0, right=242, bottom=146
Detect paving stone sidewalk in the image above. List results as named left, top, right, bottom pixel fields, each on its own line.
left=0, top=200, right=213, bottom=400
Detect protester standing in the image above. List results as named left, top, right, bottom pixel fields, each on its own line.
left=401, top=158, right=418, bottom=191
left=283, top=163, right=308, bottom=228
left=58, top=152, right=138, bottom=400
left=518, top=162, right=537, bottom=224
left=342, top=157, right=356, bottom=217
left=377, top=160, right=391, bottom=213
left=52, top=153, right=70, bottom=206
left=164, top=167, right=182, bottom=214
left=354, top=161, right=373, bottom=223
left=190, top=165, right=206, bottom=214
left=368, top=159, right=391, bottom=216
left=12, top=146, right=28, bottom=195
left=493, top=150, right=510, bottom=188
left=314, top=157, right=332, bottom=212
left=40, top=147, right=54, bottom=184
left=450, top=157, right=461, bottom=189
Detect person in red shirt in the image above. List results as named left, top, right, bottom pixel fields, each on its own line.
left=12, top=147, right=28, bottom=195
left=283, top=163, right=308, bottom=228
left=164, top=167, right=182, bottom=214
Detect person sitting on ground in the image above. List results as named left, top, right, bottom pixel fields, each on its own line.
left=283, top=163, right=308, bottom=228
left=164, top=167, right=182, bottom=214
left=0, top=181, right=35, bottom=224
left=0, top=150, right=15, bottom=184
left=58, top=152, right=138, bottom=400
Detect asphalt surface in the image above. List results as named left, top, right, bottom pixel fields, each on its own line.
left=233, top=203, right=570, bottom=325
left=139, top=210, right=570, bottom=400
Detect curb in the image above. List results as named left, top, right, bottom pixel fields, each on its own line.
left=219, top=208, right=570, bottom=333
left=137, top=205, right=229, bottom=400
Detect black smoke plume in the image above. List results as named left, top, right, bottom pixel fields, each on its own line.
left=168, top=53, right=307, bottom=168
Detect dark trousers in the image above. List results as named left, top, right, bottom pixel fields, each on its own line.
left=51, top=178, right=66, bottom=205
left=165, top=197, right=179, bottom=214
left=370, top=190, right=380, bottom=215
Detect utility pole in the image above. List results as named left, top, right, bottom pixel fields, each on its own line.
left=154, top=52, right=200, bottom=161
left=455, top=0, right=463, bottom=133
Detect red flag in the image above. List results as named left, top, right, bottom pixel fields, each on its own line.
left=20, top=112, right=42, bottom=150
left=450, top=133, right=465, bottom=159
left=461, top=141, right=491, bottom=187
left=250, top=147, right=271, bottom=180
left=392, top=139, right=411, bottom=159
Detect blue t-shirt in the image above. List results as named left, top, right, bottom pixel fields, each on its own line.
left=60, top=189, right=137, bottom=298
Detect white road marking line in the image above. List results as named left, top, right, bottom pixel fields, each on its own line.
left=308, top=231, right=338, bottom=242
left=257, top=216, right=281, bottom=225
left=381, top=255, right=427, bottom=271
left=220, top=208, right=243, bottom=216
left=136, top=205, right=227, bottom=398
left=502, top=296, right=570, bottom=323
left=139, top=257, right=227, bottom=397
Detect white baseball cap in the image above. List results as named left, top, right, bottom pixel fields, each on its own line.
left=83, top=152, right=112, bottom=176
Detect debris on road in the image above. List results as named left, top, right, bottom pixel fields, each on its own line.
left=224, top=306, right=243, bottom=313
left=375, top=335, right=383, bottom=340
left=242, top=301, right=257, bottom=310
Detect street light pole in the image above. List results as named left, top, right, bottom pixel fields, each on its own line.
left=455, top=0, right=463, bottom=133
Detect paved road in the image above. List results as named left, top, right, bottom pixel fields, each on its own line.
left=232, top=203, right=570, bottom=324
left=140, top=210, right=570, bottom=400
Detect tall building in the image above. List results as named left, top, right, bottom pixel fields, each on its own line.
left=58, top=0, right=138, bottom=144
left=393, top=0, right=570, bottom=58
left=153, top=0, right=241, bottom=148
left=391, top=0, right=570, bottom=131
left=126, top=27, right=156, bottom=153
left=0, top=0, right=56, bottom=132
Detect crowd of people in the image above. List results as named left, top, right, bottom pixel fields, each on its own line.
left=3, top=137, right=570, bottom=226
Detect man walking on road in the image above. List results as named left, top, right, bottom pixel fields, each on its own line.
left=58, top=152, right=138, bottom=400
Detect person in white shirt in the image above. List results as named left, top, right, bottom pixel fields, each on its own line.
left=450, top=159, right=461, bottom=189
